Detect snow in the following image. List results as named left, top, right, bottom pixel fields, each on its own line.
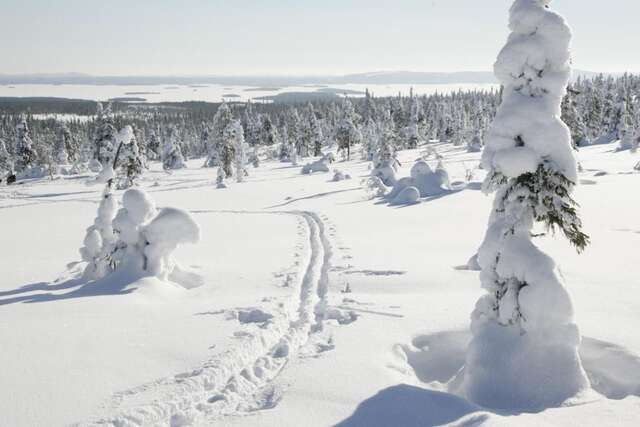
left=0, top=141, right=639, bottom=426
left=387, top=161, right=451, bottom=202
left=301, top=158, right=330, bottom=174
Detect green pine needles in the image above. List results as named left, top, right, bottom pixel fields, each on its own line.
left=487, top=161, right=590, bottom=253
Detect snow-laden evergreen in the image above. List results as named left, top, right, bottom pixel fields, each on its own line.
left=116, top=125, right=144, bottom=188
left=456, top=0, right=591, bottom=410
left=0, top=137, right=12, bottom=179
left=205, top=101, right=233, bottom=168
left=15, top=116, right=38, bottom=176
left=162, top=126, right=187, bottom=170
left=81, top=187, right=199, bottom=282
left=231, top=119, right=248, bottom=182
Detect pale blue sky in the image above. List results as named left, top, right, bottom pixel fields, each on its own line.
left=1, top=0, right=638, bottom=75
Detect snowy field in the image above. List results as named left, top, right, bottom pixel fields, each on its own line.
left=0, top=83, right=499, bottom=103
left=1, top=142, right=639, bottom=426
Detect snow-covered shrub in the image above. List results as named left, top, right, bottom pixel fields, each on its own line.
left=332, top=170, right=351, bottom=182
left=301, top=159, right=330, bottom=174
left=455, top=0, right=591, bottom=410
left=216, top=167, right=227, bottom=188
left=142, top=207, right=200, bottom=280
left=363, top=176, right=388, bottom=198
left=80, top=188, right=200, bottom=282
left=467, top=135, right=483, bottom=153
left=390, top=186, right=420, bottom=205
left=387, top=161, right=450, bottom=201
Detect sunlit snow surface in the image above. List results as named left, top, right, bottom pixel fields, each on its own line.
left=0, top=142, right=639, bottom=426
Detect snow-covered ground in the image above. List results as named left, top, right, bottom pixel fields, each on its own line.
left=1, top=142, right=639, bottom=426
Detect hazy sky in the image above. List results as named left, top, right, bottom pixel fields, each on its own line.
left=2, top=0, right=638, bottom=76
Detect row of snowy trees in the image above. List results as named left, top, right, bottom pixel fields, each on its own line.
left=1, top=70, right=639, bottom=183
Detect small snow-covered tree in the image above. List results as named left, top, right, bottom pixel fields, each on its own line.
left=259, top=114, right=277, bottom=146
left=371, top=126, right=400, bottom=186
left=0, top=138, right=13, bottom=179
left=205, top=102, right=233, bottom=167
left=457, top=0, right=590, bottom=410
left=336, top=98, right=361, bottom=160
left=80, top=181, right=118, bottom=279
left=406, top=95, right=422, bottom=148
left=362, top=118, right=379, bottom=161
left=562, top=87, right=588, bottom=147
left=220, top=121, right=236, bottom=177
left=54, top=122, right=70, bottom=165
left=117, top=126, right=144, bottom=188
left=93, top=102, right=117, bottom=166
left=162, top=126, right=187, bottom=170
left=83, top=187, right=200, bottom=282
left=216, top=166, right=227, bottom=188
left=15, top=116, right=38, bottom=174
left=231, top=120, right=247, bottom=182
left=147, top=128, right=160, bottom=160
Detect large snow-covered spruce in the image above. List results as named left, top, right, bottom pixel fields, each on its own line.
left=456, top=0, right=591, bottom=410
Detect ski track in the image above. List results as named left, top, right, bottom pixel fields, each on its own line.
left=83, top=209, right=334, bottom=427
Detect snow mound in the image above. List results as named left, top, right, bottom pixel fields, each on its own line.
left=301, top=159, right=330, bottom=174
left=86, top=163, right=115, bottom=186
left=236, top=308, right=274, bottom=325
left=387, top=161, right=451, bottom=202
left=363, top=176, right=389, bottom=198
left=332, top=170, right=351, bottom=182
left=371, top=164, right=397, bottom=187
left=391, top=186, right=420, bottom=206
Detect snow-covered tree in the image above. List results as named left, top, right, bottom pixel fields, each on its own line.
left=230, top=120, right=247, bottom=182
left=54, top=122, right=70, bottom=165
left=205, top=102, right=233, bottom=168
left=406, top=94, right=422, bottom=148
left=147, top=128, right=160, bottom=160
left=0, top=137, right=13, bottom=179
left=362, top=118, right=379, bottom=161
left=80, top=184, right=118, bottom=280
left=562, top=87, right=588, bottom=147
left=371, top=126, right=400, bottom=186
left=117, top=126, right=144, bottom=188
left=259, top=114, right=277, bottom=146
left=82, top=187, right=200, bottom=282
left=15, top=116, right=38, bottom=174
left=219, top=120, right=236, bottom=177
left=216, top=166, right=227, bottom=188
left=457, top=0, right=591, bottom=410
left=336, top=98, right=361, bottom=160
left=162, top=126, right=187, bottom=170
left=93, top=102, right=117, bottom=166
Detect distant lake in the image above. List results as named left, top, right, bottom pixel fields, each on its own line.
left=0, top=83, right=499, bottom=103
